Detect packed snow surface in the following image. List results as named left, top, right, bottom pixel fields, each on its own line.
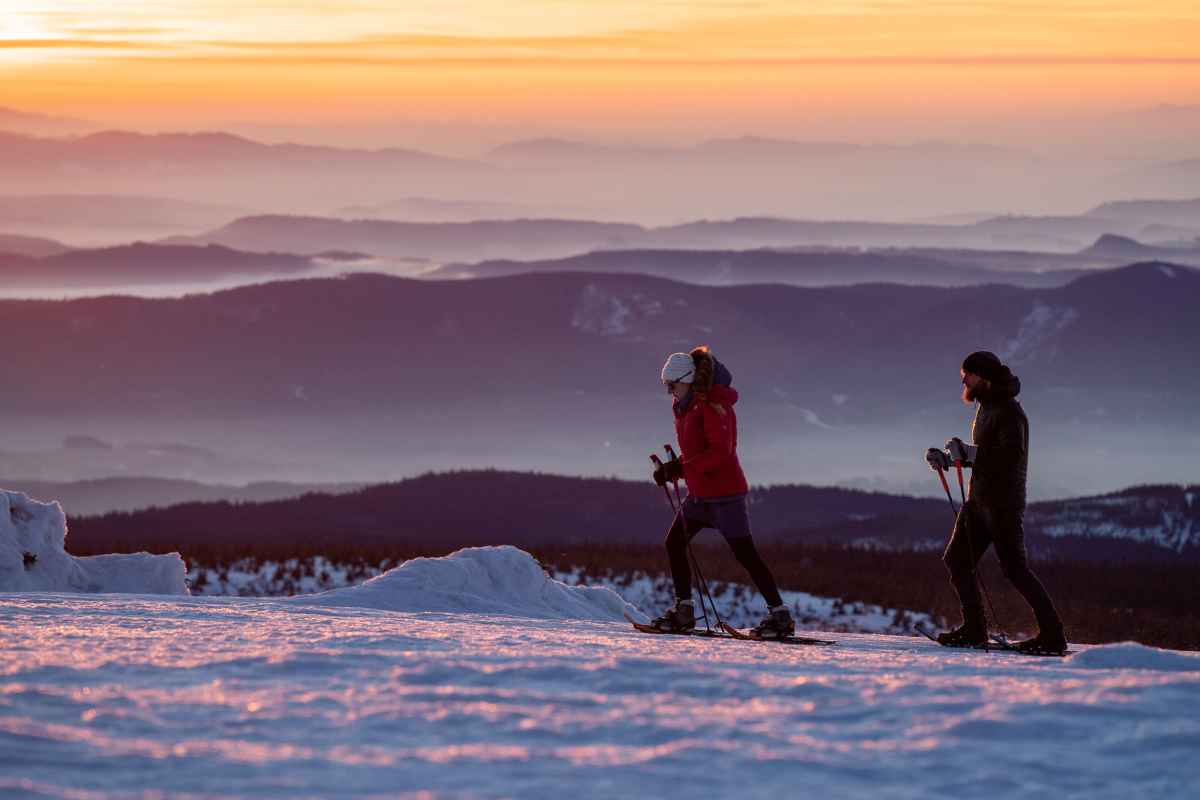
left=0, top=489, right=187, bottom=595
left=1, top=546, right=1198, bottom=799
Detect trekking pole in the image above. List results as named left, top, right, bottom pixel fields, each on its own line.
left=953, top=457, right=1008, bottom=647
left=687, top=544, right=714, bottom=634
left=653, top=453, right=713, bottom=633
left=918, top=464, right=963, bottom=643
left=684, top=525, right=724, bottom=631
left=954, top=459, right=967, bottom=507
left=663, top=445, right=725, bottom=631
left=650, top=454, right=674, bottom=508
left=934, top=466, right=958, bottom=517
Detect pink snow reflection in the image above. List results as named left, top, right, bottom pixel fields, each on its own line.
left=0, top=715, right=317, bottom=764
left=555, top=738, right=732, bottom=766
left=414, top=744, right=531, bottom=764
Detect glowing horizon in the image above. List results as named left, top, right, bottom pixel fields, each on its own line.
left=3, top=2, right=1200, bottom=151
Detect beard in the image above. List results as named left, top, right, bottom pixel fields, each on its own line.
left=962, top=382, right=985, bottom=404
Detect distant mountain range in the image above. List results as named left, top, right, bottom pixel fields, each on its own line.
left=3, top=476, right=363, bottom=516
left=1085, top=198, right=1200, bottom=244
left=330, top=196, right=596, bottom=224
left=431, top=248, right=1088, bottom=288
left=1086, top=197, right=1200, bottom=228
left=173, top=215, right=645, bottom=261
left=0, top=242, right=319, bottom=288
left=486, top=136, right=1035, bottom=167
left=175, top=213, right=1200, bottom=268
left=1, top=127, right=1194, bottom=226
left=62, top=471, right=1200, bottom=565
left=0, top=130, right=491, bottom=221
left=5, top=209, right=1197, bottom=293
left=0, top=194, right=250, bottom=246
left=1029, top=484, right=1200, bottom=555
left=0, top=106, right=98, bottom=137
left=3, top=261, right=1195, bottom=421
left=0, top=233, right=72, bottom=258
left=1078, top=233, right=1200, bottom=261
left=0, top=130, right=465, bottom=171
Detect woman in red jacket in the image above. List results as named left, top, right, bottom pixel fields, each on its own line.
left=651, top=346, right=795, bottom=638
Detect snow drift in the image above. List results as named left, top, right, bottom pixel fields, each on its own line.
left=290, top=545, right=641, bottom=621
left=0, top=489, right=188, bottom=595
left=1067, top=642, right=1200, bottom=672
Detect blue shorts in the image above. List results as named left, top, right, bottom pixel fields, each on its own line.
left=679, top=494, right=752, bottom=540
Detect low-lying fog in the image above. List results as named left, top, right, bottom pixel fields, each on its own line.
left=0, top=258, right=438, bottom=301
left=3, top=412, right=1190, bottom=503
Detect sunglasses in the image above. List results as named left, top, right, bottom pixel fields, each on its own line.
left=663, top=367, right=693, bottom=393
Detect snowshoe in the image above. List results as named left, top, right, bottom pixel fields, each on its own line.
left=1014, top=625, right=1068, bottom=656
left=651, top=601, right=696, bottom=633
left=936, top=607, right=989, bottom=648
left=749, top=607, right=795, bottom=640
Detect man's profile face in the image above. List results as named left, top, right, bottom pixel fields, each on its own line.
left=961, top=370, right=986, bottom=404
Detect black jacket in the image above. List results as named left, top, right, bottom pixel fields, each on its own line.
left=968, top=373, right=1028, bottom=512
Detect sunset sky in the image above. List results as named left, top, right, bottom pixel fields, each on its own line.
left=3, top=2, right=1199, bottom=152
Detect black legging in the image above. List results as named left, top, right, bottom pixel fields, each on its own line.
left=943, top=502, right=1061, bottom=630
left=665, top=512, right=784, bottom=608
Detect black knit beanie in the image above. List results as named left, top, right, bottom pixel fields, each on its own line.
left=961, top=351, right=1007, bottom=383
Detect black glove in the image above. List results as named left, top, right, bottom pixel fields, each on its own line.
left=667, top=459, right=684, bottom=482
left=654, top=458, right=684, bottom=486
left=653, top=463, right=667, bottom=486
left=945, top=437, right=978, bottom=467
left=925, top=447, right=952, bottom=471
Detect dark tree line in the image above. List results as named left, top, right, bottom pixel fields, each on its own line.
left=66, top=471, right=1200, bottom=563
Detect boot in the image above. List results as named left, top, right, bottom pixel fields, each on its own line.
left=651, top=599, right=696, bottom=633
left=937, top=605, right=988, bottom=648
left=1015, top=623, right=1068, bottom=655
left=750, top=606, right=795, bottom=640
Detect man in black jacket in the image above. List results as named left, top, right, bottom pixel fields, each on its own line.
left=926, top=351, right=1067, bottom=655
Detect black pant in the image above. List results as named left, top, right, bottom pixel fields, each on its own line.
left=665, top=512, right=783, bottom=608
left=943, top=501, right=1061, bottom=630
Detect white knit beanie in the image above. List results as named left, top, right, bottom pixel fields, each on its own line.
left=660, top=352, right=695, bottom=384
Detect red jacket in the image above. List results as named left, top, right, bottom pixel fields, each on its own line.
left=674, top=384, right=749, bottom=499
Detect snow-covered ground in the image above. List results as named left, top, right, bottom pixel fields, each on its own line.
left=2, top=547, right=1199, bottom=799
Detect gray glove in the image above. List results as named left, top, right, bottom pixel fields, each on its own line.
left=925, top=448, right=952, bottom=471
left=945, top=437, right=977, bottom=467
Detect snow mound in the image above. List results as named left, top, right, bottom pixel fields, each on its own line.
left=290, top=545, right=641, bottom=621
left=1067, top=642, right=1200, bottom=672
left=0, top=489, right=188, bottom=595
